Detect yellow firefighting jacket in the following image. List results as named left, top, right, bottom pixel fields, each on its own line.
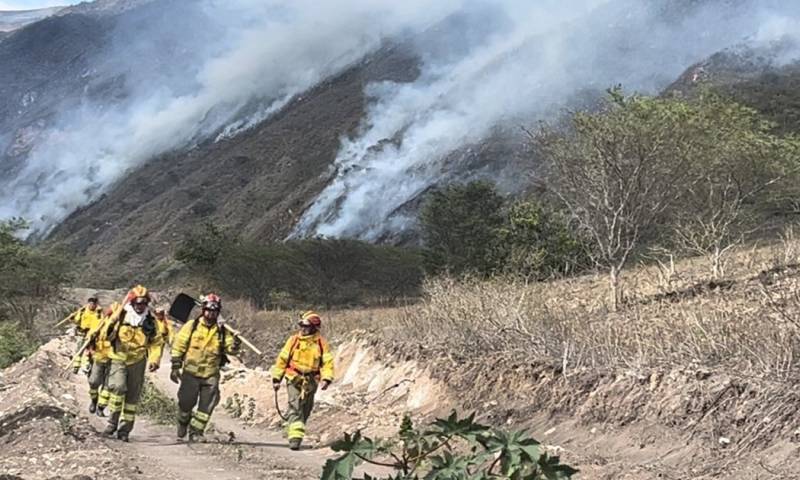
left=86, top=314, right=113, bottom=362
left=171, top=318, right=238, bottom=379
left=272, top=332, right=334, bottom=383
left=71, top=305, right=102, bottom=333
left=106, top=308, right=162, bottom=366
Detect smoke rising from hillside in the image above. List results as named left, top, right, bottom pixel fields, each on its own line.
left=1, top=0, right=799, bottom=238
left=293, top=0, right=800, bottom=240
left=0, top=0, right=458, bottom=233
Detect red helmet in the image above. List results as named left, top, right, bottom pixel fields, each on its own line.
left=201, top=293, right=222, bottom=312
left=299, top=310, right=321, bottom=327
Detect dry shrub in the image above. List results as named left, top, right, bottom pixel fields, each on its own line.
left=228, top=238, right=800, bottom=382
left=387, top=260, right=800, bottom=380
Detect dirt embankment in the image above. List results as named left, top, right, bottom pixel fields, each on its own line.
left=219, top=325, right=800, bottom=479
left=0, top=339, right=163, bottom=480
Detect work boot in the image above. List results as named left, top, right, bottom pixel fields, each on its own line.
left=116, top=431, right=129, bottom=442
left=88, top=401, right=97, bottom=414
left=188, top=430, right=204, bottom=443
left=102, top=424, right=117, bottom=437
left=72, top=366, right=80, bottom=375
left=289, top=438, right=302, bottom=451
left=177, top=423, right=188, bottom=439
left=96, top=406, right=106, bottom=418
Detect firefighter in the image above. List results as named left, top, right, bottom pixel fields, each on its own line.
left=171, top=293, right=241, bottom=441
left=272, top=311, right=334, bottom=450
left=102, top=285, right=162, bottom=442
left=67, top=295, right=102, bottom=374
left=86, top=302, right=119, bottom=416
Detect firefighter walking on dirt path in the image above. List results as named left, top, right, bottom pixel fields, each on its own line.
left=272, top=311, right=334, bottom=451
left=102, top=285, right=163, bottom=442
left=86, top=302, right=119, bottom=416
left=68, top=295, right=102, bottom=374
left=154, top=307, right=174, bottom=355
left=170, top=293, right=241, bottom=442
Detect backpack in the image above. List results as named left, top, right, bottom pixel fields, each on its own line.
left=287, top=334, right=324, bottom=373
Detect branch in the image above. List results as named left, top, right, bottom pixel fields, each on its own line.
left=353, top=452, right=402, bottom=469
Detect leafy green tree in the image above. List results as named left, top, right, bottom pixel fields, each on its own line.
left=178, top=235, right=424, bottom=308
left=0, top=321, right=39, bottom=369
left=495, top=200, right=589, bottom=280
left=420, top=182, right=505, bottom=276
left=175, top=222, right=237, bottom=268
left=321, top=411, right=578, bottom=480
left=0, top=218, right=71, bottom=327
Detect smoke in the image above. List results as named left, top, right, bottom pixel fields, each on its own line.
left=0, top=0, right=459, bottom=233
left=292, top=0, right=800, bottom=240
left=2, top=0, right=799, bottom=238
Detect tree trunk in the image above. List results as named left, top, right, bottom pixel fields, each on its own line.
left=609, top=266, right=622, bottom=312
left=711, top=245, right=722, bottom=280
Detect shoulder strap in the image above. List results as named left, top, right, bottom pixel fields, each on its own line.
left=177, top=319, right=201, bottom=362
left=143, top=313, right=157, bottom=339
left=286, top=334, right=300, bottom=365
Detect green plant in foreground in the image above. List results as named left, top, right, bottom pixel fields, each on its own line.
left=139, top=380, right=178, bottom=425
left=321, top=411, right=577, bottom=480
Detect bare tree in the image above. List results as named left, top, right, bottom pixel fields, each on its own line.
left=534, top=90, right=701, bottom=310
left=535, top=90, right=800, bottom=308
left=670, top=97, right=800, bottom=279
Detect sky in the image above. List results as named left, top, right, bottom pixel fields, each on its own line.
left=0, top=0, right=76, bottom=10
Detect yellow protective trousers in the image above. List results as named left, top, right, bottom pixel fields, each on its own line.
left=285, top=375, right=318, bottom=441
left=177, top=372, right=221, bottom=435
left=88, top=360, right=111, bottom=406
left=106, top=359, right=146, bottom=435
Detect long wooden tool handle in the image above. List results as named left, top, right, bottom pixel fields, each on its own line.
left=55, top=315, right=74, bottom=328
left=224, top=325, right=263, bottom=356
left=64, top=335, right=94, bottom=371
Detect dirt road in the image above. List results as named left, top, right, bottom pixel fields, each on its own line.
left=69, top=353, right=326, bottom=479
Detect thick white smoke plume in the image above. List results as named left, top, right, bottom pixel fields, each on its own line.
left=292, top=0, right=800, bottom=240
left=0, top=0, right=458, bottom=233
left=2, top=0, right=799, bottom=238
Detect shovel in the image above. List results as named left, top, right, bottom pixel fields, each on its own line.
left=168, top=293, right=263, bottom=356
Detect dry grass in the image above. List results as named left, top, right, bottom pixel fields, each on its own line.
left=229, top=231, right=800, bottom=381
left=385, top=236, right=800, bottom=380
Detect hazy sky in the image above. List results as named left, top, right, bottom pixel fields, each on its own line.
left=0, top=0, right=76, bottom=10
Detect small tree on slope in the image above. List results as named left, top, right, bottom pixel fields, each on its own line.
left=534, top=88, right=800, bottom=309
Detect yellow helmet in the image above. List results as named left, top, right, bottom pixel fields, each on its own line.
left=299, top=310, right=322, bottom=327
left=125, top=284, right=151, bottom=304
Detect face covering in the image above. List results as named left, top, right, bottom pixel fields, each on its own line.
left=124, top=303, right=149, bottom=327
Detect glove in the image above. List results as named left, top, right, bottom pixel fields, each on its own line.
left=170, top=367, right=181, bottom=384
left=148, top=363, right=159, bottom=372
left=233, top=335, right=242, bottom=350
left=272, top=380, right=281, bottom=391
left=321, top=379, right=331, bottom=391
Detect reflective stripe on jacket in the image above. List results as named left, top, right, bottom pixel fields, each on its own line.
left=171, top=318, right=237, bottom=379
left=272, top=333, right=334, bottom=382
